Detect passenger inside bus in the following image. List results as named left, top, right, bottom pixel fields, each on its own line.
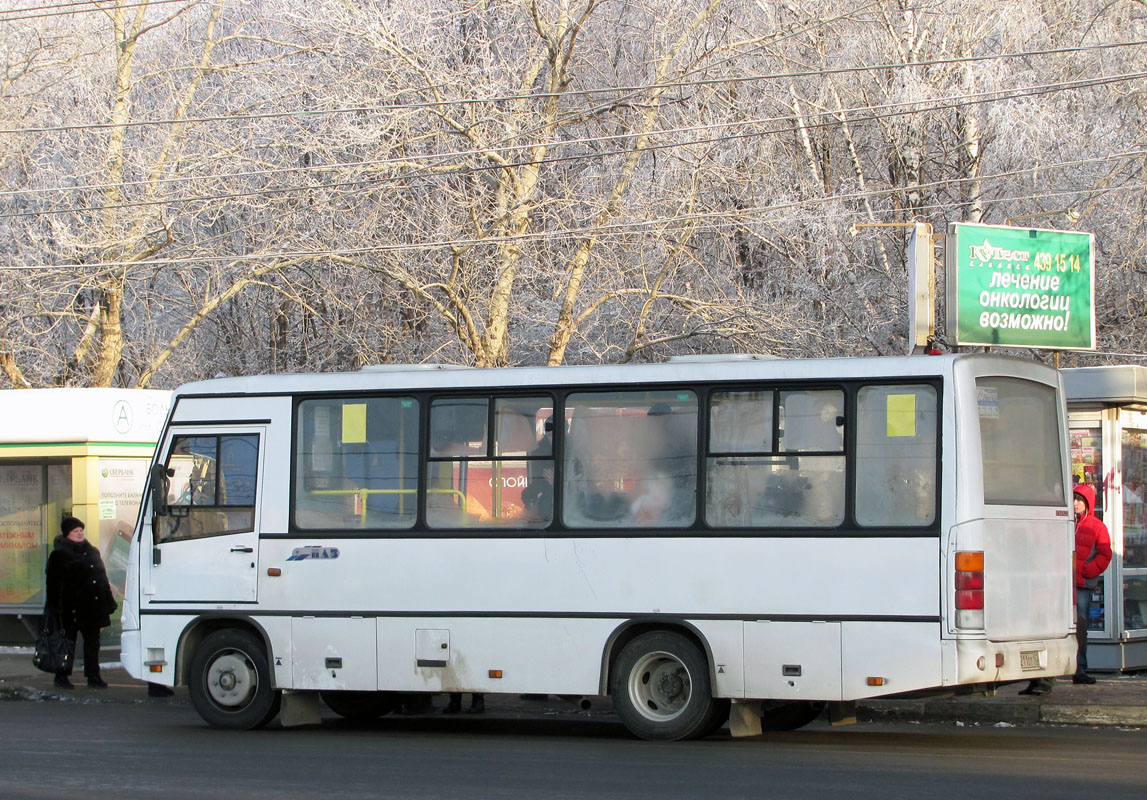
left=426, top=398, right=554, bottom=529
left=426, top=399, right=488, bottom=527
left=520, top=418, right=555, bottom=522
left=563, top=393, right=697, bottom=528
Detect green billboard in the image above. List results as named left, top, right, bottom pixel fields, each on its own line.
left=945, top=223, right=1095, bottom=350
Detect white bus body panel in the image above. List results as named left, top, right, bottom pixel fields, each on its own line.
left=122, top=354, right=1075, bottom=703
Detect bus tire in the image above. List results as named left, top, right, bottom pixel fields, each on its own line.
left=699, top=698, right=731, bottom=737
left=321, top=691, right=398, bottom=720
left=611, top=631, right=721, bottom=741
left=760, top=700, right=826, bottom=731
left=188, top=629, right=281, bottom=730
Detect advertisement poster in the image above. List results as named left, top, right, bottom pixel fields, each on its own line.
left=98, top=457, right=149, bottom=598
left=946, top=223, right=1096, bottom=350
left=0, top=465, right=44, bottom=605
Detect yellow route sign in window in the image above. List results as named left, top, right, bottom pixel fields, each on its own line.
left=342, top=403, right=367, bottom=444
left=887, top=394, right=916, bottom=438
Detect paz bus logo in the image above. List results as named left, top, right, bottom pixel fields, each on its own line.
left=287, top=546, right=341, bottom=561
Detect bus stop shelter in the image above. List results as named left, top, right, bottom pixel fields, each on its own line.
left=1063, top=365, right=1147, bottom=671
left=0, top=388, right=170, bottom=644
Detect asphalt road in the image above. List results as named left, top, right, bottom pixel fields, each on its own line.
left=2, top=700, right=1145, bottom=799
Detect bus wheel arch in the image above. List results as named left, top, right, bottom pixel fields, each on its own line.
left=176, top=616, right=273, bottom=687
left=601, top=619, right=719, bottom=694
left=184, top=623, right=281, bottom=730
left=604, top=623, right=726, bottom=741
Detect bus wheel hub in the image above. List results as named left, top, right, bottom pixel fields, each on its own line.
left=658, top=672, right=684, bottom=699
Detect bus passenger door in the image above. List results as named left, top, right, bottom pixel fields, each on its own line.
left=146, top=428, right=264, bottom=604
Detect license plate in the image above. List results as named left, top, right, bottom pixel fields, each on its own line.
left=1020, top=650, right=1043, bottom=671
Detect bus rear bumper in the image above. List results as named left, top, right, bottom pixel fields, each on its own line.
left=954, top=634, right=1076, bottom=684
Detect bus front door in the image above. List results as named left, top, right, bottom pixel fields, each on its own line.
left=146, top=428, right=263, bottom=604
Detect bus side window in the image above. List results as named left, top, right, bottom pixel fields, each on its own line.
left=426, top=398, right=489, bottom=528
left=294, top=398, right=420, bottom=530
left=425, top=396, right=553, bottom=529
left=496, top=400, right=554, bottom=526
left=563, top=391, right=697, bottom=529
left=706, top=391, right=772, bottom=527
left=706, top=389, right=844, bottom=528
left=855, top=385, right=937, bottom=527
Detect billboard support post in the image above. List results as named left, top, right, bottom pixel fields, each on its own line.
left=907, top=222, right=935, bottom=355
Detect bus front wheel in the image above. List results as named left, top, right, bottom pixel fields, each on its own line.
left=610, top=631, right=724, bottom=740
left=188, top=629, right=281, bottom=730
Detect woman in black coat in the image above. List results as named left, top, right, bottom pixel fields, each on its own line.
left=44, top=516, right=117, bottom=689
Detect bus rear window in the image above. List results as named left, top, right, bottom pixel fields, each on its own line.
left=976, top=377, right=1065, bottom=506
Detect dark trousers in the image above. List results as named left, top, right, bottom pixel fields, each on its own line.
left=58, top=623, right=102, bottom=679
left=1076, top=587, right=1092, bottom=676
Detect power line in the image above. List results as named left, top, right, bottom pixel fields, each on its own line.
left=3, top=36, right=1144, bottom=136
left=0, top=0, right=878, bottom=135
left=6, top=180, right=1140, bottom=277
left=6, top=66, right=1145, bottom=202
left=7, top=154, right=1142, bottom=270
left=858, top=182, right=1145, bottom=228
left=0, top=0, right=196, bottom=23
left=4, top=68, right=1142, bottom=219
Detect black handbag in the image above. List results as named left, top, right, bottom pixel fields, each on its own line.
left=32, top=613, right=74, bottom=675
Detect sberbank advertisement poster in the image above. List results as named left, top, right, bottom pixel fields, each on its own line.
left=98, top=457, right=148, bottom=598
left=0, top=466, right=42, bottom=605
left=945, top=223, right=1096, bottom=350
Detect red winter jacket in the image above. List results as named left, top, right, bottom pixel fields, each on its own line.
left=1073, top=483, right=1112, bottom=588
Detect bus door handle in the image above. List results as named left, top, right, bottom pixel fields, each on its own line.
left=230, top=546, right=254, bottom=553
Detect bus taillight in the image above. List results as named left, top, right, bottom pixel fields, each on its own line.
left=955, top=551, right=985, bottom=628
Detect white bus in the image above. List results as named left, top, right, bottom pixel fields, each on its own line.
left=121, top=353, right=1076, bottom=739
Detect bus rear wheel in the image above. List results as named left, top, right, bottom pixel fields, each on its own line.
left=611, top=631, right=723, bottom=741
left=321, top=691, right=398, bottom=720
left=189, top=629, right=281, bottom=730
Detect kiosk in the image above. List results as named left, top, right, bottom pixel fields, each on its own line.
left=0, top=388, right=170, bottom=644
left=1063, top=365, right=1147, bottom=671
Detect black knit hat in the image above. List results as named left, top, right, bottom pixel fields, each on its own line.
left=60, top=516, right=85, bottom=536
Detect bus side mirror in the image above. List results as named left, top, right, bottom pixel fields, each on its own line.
left=150, top=463, right=171, bottom=518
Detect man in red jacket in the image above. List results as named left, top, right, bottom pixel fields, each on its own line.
left=1071, top=483, right=1112, bottom=684
left=1021, top=483, right=1112, bottom=695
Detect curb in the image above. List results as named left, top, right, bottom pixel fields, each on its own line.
left=860, top=699, right=1147, bottom=727
left=1039, top=704, right=1147, bottom=726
